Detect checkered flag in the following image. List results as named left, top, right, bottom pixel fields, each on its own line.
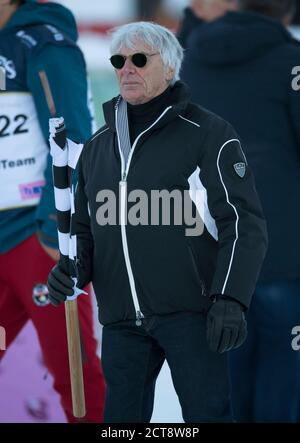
left=49, top=117, right=86, bottom=418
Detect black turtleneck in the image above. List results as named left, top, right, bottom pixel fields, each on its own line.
left=127, top=85, right=173, bottom=144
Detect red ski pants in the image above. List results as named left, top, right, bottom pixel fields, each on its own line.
left=0, top=234, right=106, bottom=422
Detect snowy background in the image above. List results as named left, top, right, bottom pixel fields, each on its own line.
left=1, top=0, right=299, bottom=423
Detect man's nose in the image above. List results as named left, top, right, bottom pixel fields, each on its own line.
left=122, top=57, right=136, bottom=73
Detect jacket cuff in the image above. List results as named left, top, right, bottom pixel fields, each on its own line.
left=209, top=293, right=248, bottom=311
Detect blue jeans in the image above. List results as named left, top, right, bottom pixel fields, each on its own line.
left=101, top=311, right=232, bottom=423
left=230, top=280, right=300, bottom=422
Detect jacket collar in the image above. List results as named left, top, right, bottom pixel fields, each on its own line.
left=102, top=81, right=191, bottom=132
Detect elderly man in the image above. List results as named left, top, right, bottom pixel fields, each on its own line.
left=47, top=22, right=267, bottom=423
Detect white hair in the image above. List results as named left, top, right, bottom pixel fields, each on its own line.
left=109, top=21, right=184, bottom=85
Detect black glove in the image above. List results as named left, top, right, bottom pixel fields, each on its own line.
left=206, top=296, right=247, bottom=353
left=47, top=264, right=75, bottom=306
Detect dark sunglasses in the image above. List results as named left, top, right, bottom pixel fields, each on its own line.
left=109, top=52, right=158, bottom=70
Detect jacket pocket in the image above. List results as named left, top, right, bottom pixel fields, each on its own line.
left=187, top=243, right=206, bottom=296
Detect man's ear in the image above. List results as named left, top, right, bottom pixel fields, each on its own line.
left=165, top=66, right=175, bottom=82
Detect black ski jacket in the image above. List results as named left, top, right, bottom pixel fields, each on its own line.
left=75, top=82, right=268, bottom=326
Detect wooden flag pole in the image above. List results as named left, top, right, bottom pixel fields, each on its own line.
left=65, top=300, right=86, bottom=418
left=40, top=70, right=86, bottom=418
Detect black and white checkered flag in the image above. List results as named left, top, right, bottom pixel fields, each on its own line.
left=49, top=117, right=86, bottom=299
left=49, top=117, right=87, bottom=418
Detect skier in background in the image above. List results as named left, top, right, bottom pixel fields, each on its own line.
left=0, top=0, right=106, bottom=422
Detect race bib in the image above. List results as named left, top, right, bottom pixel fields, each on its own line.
left=0, top=92, right=48, bottom=210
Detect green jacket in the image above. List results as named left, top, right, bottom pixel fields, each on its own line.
left=0, top=0, right=94, bottom=252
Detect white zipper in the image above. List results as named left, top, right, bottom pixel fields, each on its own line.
left=115, top=104, right=172, bottom=326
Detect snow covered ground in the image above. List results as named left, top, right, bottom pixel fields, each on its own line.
left=0, top=314, right=183, bottom=423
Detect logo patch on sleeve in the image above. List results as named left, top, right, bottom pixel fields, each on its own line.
left=233, top=162, right=246, bottom=178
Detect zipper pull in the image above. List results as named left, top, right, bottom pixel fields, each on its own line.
left=122, top=171, right=126, bottom=181
left=135, top=311, right=143, bottom=327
